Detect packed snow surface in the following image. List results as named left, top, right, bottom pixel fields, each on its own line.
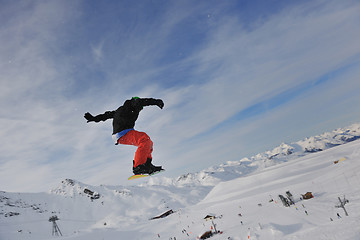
left=1, top=123, right=360, bottom=239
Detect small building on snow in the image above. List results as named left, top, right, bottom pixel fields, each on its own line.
left=204, top=214, right=216, bottom=221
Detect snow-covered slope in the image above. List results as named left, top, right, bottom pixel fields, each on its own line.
left=198, top=139, right=360, bottom=239
left=150, top=123, right=360, bottom=186
left=1, top=123, right=360, bottom=240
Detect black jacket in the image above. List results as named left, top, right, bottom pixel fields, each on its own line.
left=87, top=98, right=163, bottom=134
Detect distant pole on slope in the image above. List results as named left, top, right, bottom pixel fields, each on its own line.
left=49, top=215, right=63, bottom=236
left=211, top=220, right=217, bottom=232
left=335, top=196, right=349, bottom=216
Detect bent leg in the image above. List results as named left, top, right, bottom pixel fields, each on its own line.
left=117, top=130, right=153, bottom=167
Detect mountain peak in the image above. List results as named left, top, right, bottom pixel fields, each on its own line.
left=50, top=179, right=90, bottom=198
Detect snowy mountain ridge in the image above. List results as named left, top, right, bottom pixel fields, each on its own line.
left=148, top=123, right=360, bottom=187
left=45, top=123, right=360, bottom=192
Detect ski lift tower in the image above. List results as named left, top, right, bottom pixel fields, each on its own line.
left=49, top=215, right=62, bottom=236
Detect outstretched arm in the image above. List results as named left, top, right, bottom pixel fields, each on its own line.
left=84, top=111, right=115, bottom=123
left=131, top=98, right=164, bottom=109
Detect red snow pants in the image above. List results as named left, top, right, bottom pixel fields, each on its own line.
left=117, top=130, right=153, bottom=168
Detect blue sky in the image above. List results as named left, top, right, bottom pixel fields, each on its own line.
left=1, top=0, right=360, bottom=192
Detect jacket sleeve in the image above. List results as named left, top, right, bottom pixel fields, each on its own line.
left=131, top=98, right=164, bottom=109
left=92, top=110, right=115, bottom=122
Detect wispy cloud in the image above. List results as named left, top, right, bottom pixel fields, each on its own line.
left=91, top=41, right=105, bottom=63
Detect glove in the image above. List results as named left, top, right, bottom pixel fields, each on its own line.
left=84, top=112, right=95, bottom=122
left=156, top=99, right=164, bottom=109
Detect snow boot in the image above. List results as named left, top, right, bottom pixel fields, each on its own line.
left=132, top=162, right=149, bottom=175
left=145, top=158, right=163, bottom=173
left=132, top=158, right=163, bottom=175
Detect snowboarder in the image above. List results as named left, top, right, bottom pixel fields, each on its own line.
left=84, top=97, right=164, bottom=175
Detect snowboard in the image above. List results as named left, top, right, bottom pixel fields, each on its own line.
left=128, top=169, right=165, bottom=180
